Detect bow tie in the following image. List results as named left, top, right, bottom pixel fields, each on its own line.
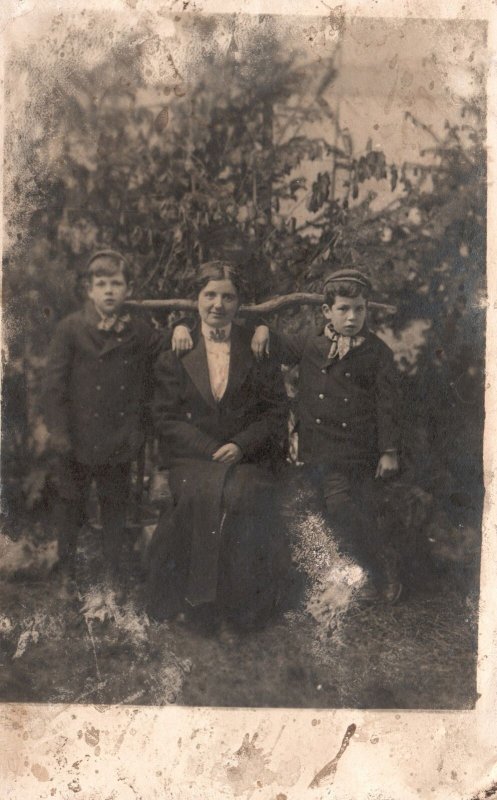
left=208, top=328, right=229, bottom=342
left=97, top=313, right=131, bottom=333
left=324, top=324, right=365, bottom=360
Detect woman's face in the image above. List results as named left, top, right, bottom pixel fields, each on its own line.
left=198, top=279, right=239, bottom=328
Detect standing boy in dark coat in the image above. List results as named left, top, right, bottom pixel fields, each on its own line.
left=250, top=269, right=403, bottom=603
left=44, top=251, right=162, bottom=599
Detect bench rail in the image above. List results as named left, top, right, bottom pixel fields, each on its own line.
left=127, top=293, right=397, bottom=316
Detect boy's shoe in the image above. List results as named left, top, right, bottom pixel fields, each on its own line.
left=81, top=587, right=115, bottom=622
left=378, top=550, right=403, bottom=605
left=352, top=579, right=379, bottom=607
left=380, top=579, right=403, bottom=605
left=103, top=578, right=125, bottom=607
left=100, top=566, right=126, bottom=605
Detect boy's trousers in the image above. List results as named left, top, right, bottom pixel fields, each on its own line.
left=54, top=456, right=131, bottom=574
left=304, top=463, right=398, bottom=586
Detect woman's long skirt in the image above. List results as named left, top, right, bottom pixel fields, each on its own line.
left=147, top=460, right=290, bottom=625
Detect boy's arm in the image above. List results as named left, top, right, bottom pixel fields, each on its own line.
left=43, top=319, right=74, bottom=453
left=141, top=325, right=168, bottom=436
left=152, top=351, right=221, bottom=459
left=375, top=345, right=401, bottom=477
left=170, top=316, right=196, bottom=354
left=251, top=323, right=307, bottom=367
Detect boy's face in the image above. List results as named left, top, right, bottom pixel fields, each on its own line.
left=87, top=269, right=130, bottom=317
left=322, top=293, right=367, bottom=336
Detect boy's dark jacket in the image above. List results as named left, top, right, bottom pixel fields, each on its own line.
left=270, top=326, right=401, bottom=469
left=43, top=302, right=162, bottom=465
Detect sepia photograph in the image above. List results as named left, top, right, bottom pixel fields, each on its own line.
left=0, top=0, right=495, bottom=797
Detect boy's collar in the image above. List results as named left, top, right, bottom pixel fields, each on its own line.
left=324, top=322, right=366, bottom=360
left=318, top=323, right=370, bottom=337
left=84, top=301, right=131, bottom=332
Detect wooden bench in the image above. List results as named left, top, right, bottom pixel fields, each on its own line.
left=127, top=293, right=396, bottom=316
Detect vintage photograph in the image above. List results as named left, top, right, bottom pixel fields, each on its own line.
left=1, top=5, right=487, bottom=719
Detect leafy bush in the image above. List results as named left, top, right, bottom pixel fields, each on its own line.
left=2, top=19, right=485, bottom=546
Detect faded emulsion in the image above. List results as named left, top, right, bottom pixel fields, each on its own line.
left=0, top=0, right=487, bottom=739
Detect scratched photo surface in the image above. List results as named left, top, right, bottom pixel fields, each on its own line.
left=1, top=7, right=486, bottom=713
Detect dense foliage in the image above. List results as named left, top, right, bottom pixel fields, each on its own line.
left=2, top=21, right=485, bottom=549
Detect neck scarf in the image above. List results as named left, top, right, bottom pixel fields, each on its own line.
left=96, top=311, right=131, bottom=333
left=324, top=323, right=365, bottom=360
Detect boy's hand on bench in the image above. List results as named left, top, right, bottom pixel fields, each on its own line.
left=172, top=325, right=193, bottom=354
left=251, top=326, right=270, bottom=360
left=212, top=443, right=243, bottom=464
left=375, top=452, right=399, bottom=480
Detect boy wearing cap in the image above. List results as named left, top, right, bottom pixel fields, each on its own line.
left=44, top=251, right=163, bottom=600
left=250, top=269, right=402, bottom=603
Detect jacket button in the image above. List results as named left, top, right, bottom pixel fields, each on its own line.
left=344, top=372, right=351, bottom=378
left=117, top=337, right=122, bottom=342
left=318, top=393, right=325, bottom=400
left=341, top=422, right=347, bottom=428
left=316, top=418, right=322, bottom=425
left=321, top=368, right=327, bottom=374
left=344, top=397, right=349, bottom=403
left=96, top=385, right=101, bottom=390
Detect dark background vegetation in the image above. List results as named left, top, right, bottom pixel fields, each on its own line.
left=0, top=13, right=486, bottom=707
left=2, top=18, right=486, bottom=548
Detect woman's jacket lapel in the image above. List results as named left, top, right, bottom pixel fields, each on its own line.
left=181, top=334, right=217, bottom=410
left=221, top=324, right=252, bottom=405
left=180, top=321, right=253, bottom=409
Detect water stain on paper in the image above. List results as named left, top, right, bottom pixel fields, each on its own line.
left=309, top=722, right=357, bottom=789
left=31, top=763, right=50, bottom=782
left=84, top=726, right=100, bottom=747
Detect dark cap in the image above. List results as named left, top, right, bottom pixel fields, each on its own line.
left=323, top=269, right=372, bottom=292
left=86, top=250, right=131, bottom=271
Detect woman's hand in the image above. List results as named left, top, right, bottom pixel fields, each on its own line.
left=251, top=326, right=270, bottom=361
left=212, top=443, right=243, bottom=464
left=375, top=451, right=399, bottom=479
left=172, top=325, right=193, bottom=355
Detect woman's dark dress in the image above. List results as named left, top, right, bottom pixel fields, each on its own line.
left=147, top=322, right=290, bottom=624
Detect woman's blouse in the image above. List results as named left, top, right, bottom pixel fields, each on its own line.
left=201, top=322, right=231, bottom=402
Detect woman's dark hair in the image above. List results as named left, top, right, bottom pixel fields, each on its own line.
left=324, top=279, right=371, bottom=307
left=85, top=250, right=132, bottom=285
left=194, top=261, right=246, bottom=300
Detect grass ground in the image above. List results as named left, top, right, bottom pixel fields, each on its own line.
left=0, top=521, right=479, bottom=710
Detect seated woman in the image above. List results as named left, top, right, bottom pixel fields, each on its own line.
left=147, top=261, right=290, bottom=631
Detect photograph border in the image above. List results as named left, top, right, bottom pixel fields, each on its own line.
left=1, top=0, right=496, bottom=797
